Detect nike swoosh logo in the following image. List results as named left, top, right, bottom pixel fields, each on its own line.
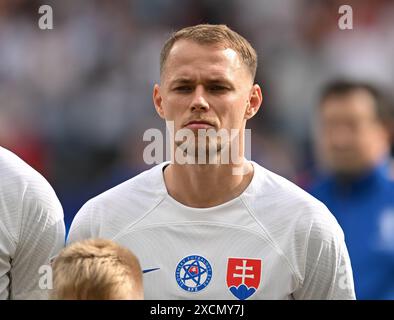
left=143, top=267, right=160, bottom=274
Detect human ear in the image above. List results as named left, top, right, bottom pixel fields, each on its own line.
left=153, top=84, right=165, bottom=119
left=245, top=84, right=263, bottom=120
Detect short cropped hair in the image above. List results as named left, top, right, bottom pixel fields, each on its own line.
left=319, top=80, right=391, bottom=125
left=160, top=24, right=258, bottom=80
left=51, top=239, right=143, bottom=300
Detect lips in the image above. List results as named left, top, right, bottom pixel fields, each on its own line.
left=184, top=120, right=215, bottom=130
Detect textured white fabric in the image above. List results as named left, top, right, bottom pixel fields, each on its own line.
left=0, top=147, right=65, bottom=299
left=68, top=161, right=355, bottom=300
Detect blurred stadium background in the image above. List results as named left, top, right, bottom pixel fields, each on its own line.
left=0, top=0, right=393, bottom=230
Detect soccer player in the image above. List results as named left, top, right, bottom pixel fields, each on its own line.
left=0, top=146, right=65, bottom=299
left=307, top=80, right=394, bottom=299
left=51, top=238, right=143, bottom=300
left=68, top=24, right=355, bottom=300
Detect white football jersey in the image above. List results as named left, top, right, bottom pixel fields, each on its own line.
left=0, top=146, right=65, bottom=299
left=68, top=161, right=355, bottom=300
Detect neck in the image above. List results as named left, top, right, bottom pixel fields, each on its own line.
left=163, top=160, right=254, bottom=208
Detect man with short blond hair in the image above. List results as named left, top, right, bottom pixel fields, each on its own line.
left=68, top=24, right=355, bottom=300
left=160, top=24, right=258, bottom=78
left=51, top=238, right=143, bottom=300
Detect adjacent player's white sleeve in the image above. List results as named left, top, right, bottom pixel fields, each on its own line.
left=292, top=218, right=356, bottom=300
left=67, top=201, right=95, bottom=245
left=10, top=183, right=65, bottom=300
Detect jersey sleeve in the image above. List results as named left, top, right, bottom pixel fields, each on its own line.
left=292, top=216, right=356, bottom=300
left=66, top=200, right=95, bottom=244
left=10, top=182, right=65, bottom=300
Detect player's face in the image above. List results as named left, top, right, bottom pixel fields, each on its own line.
left=153, top=40, right=261, bottom=158
left=317, top=90, right=388, bottom=175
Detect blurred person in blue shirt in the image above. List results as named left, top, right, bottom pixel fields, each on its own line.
left=308, top=80, right=394, bottom=299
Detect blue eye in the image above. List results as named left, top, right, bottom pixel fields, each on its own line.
left=175, top=86, right=192, bottom=92
left=209, top=85, right=227, bottom=92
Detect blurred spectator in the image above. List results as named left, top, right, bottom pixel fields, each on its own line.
left=306, top=80, right=394, bottom=299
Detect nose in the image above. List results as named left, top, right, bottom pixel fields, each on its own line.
left=327, top=125, right=353, bottom=150
left=190, top=85, right=209, bottom=112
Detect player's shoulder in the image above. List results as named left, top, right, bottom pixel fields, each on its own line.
left=0, top=146, right=61, bottom=207
left=243, top=162, right=345, bottom=282
left=245, top=161, right=343, bottom=239
left=0, top=146, right=46, bottom=186
left=86, top=162, right=167, bottom=205
left=0, top=146, right=63, bottom=237
left=247, top=161, right=327, bottom=209
left=75, top=162, right=168, bottom=229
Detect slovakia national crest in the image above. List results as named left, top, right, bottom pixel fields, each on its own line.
left=175, top=255, right=213, bottom=292
left=226, top=258, right=262, bottom=300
